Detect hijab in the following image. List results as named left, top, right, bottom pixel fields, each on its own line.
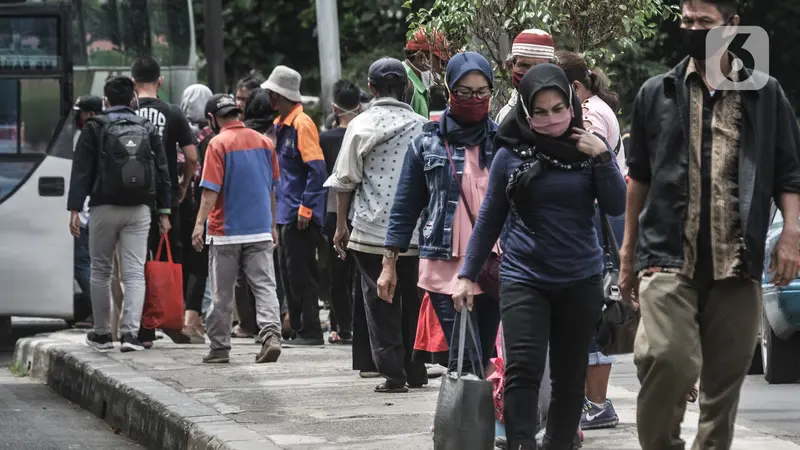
left=180, top=84, right=213, bottom=135
left=243, top=88, right=276, bottom=134
left=439, top=51, right=496, bottom=167
left=496, top=63, right=589, bottom=166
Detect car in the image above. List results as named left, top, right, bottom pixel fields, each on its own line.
left=752, top=203, right=800, bottom=384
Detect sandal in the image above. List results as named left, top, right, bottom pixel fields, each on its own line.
left=328, top=331, right=353, bottom=345
left=687, top=385, right=698, bottom=403
left=374, top=381, right=408, bottom=393
left=231, top=324, right=253, bottom=338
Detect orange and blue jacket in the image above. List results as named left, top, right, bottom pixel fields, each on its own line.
left=273, top=105, right=327, bottom=226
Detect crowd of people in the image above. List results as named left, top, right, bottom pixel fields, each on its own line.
left=66, top=1, right=800, bottom=449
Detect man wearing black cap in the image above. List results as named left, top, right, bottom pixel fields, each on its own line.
left=71, top=94, right=104, bottom=327
left=191, top=94, right=283, bottom=365
left=324, top=58, right=428, bottom=392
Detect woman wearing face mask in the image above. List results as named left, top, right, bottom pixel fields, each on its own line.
left=380, top=51, right=501, bottom=377
left=452, top=64, right=626, bottom=450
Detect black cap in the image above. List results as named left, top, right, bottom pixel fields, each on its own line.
left=73, top=95, right=103, bottom=114
left=367, top=57, right=407, bottom=86
left=205, top=93, right=242, bottom=118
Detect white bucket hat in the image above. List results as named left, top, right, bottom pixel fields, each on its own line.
left=261, top=65, right=302, bottom=103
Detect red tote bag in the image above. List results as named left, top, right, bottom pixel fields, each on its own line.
left=142, top=233, right=184, bottom=331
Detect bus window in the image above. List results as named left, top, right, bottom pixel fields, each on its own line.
left=81, top=0, right=151, bottom=67
left=19, top=78, right=62, bottom=154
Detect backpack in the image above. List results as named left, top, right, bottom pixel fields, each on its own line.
left=91, top=114, right=156, bottom=205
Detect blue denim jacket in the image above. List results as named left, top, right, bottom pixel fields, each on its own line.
left=385, top=121, right=498, bottom=259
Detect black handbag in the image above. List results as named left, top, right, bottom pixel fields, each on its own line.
left=594, top=207, right=640, bottom=356
left=433, top=309, right=495, bottom=450
left=444, top=141, right=501, bottom=301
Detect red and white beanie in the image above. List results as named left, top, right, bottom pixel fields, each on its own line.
left=511, top=29, right=555, bottom=60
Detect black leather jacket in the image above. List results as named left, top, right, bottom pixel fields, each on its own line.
left=627, top=57, right=800, bottom=279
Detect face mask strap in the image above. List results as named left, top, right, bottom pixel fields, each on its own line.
left=333, top=103, right=360, bottom=117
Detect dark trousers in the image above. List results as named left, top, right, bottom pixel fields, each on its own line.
left=502, top=276, right=603, bottom=450
left=279, top=223, right=323, bottom=340
left=74, top=226, right=93, bottom=321
left=180, top=199, right=208, bottom=314
left=351, top=268, right=377, bottom=371
left=323, top=213, right=353, bottom=335
left=353, top=252, right=427, bottom=387
left=139, top=208, right=182, bottom=341
left=428, top=291, right=500, bottom=376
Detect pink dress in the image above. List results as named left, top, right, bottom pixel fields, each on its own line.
left=418, top=145, right=501, bottom=296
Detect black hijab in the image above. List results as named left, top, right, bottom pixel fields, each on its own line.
left=496, top=63, right=589, bottom=166
left=243, top=88, right=276, bottom=134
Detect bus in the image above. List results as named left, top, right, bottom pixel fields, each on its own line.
left=0, top=0, right=197, bottom=330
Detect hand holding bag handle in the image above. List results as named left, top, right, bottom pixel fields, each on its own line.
left=452, top=306, right=486, bottom=379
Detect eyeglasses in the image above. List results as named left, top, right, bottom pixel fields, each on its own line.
left=451, top=87, right=493, bottom=101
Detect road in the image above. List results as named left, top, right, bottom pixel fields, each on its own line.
left=611, top=354, right=800, bottom=444
left=0, top=318, right=143, bottom=450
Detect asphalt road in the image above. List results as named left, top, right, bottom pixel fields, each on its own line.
left=611, top=354, right=800, bottom=444
left=0, top=318, right=143, bottom=450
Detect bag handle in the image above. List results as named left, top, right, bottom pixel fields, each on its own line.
left=154, top=233, right=173, bottom=262
left=451, top=308, right=486, bottom=379
left=592, top=166, right=621, bottom=270
left=444, top=140, right=478, bottom=226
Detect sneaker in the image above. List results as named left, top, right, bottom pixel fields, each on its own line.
left=256, top=335, right=282, bottom=363
left=120, top=333, right=144, bottom=352
left=85, top=331, right=113, bottom=350
left=580, top=398, right=619, bottom=430
left=202, top=349, right=230, bottom=364
left=283, top=337, right=324, bottom=347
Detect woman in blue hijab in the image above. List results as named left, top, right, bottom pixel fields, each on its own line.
left=381, top=51, right=501, bottom=375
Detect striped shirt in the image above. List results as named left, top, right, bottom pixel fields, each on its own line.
left=200, top=122, right=279, bottom=245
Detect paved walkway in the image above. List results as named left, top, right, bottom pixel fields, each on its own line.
left=14, top=329, right=800, bottom=449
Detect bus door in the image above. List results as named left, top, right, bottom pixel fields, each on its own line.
left=0, top=2, right=75, bottom=318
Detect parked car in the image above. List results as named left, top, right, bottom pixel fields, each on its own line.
left=751, top=203, right=800, bottom=384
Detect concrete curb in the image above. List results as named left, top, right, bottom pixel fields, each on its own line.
left=12, top=336, right=283, bottom=450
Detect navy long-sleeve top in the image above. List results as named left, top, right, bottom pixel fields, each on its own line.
left=458, top=147, right=627, bottom=287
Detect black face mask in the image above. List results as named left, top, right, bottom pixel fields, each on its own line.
left=680, top=20, right=731, bottom=61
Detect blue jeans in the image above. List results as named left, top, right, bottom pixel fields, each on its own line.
left=428, top=291, right=500, bottom=376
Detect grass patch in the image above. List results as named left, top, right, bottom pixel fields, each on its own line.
left=8, top=361, right=29, bottom=378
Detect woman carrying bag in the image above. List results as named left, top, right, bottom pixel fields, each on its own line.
left=381, top=51, right=501, bottom=375
left=453, top=64, right=626, bottom=450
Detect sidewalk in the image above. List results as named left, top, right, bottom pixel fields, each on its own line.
left=12, top=329, right=800, bottom=450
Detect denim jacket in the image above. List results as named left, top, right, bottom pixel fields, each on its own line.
left=385, top=121, right=498, bottom=259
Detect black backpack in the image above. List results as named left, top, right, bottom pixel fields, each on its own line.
left=91, top=114, right=156, bottom=205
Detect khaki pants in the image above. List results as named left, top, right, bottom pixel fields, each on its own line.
left=634, top=272, right=761, bottom=450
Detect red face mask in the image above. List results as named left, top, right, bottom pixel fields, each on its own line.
left=449, top=95, right=490, bottom=124
left=512, top=69, right=526, bottom=89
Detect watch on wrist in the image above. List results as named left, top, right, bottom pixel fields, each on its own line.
left=592, top=151, right=612, bottom=165
left=383, top=249, right=398, bottom=260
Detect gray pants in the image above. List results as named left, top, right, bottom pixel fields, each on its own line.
left=206, top=240, right=281, bottom=351
left=89, top=205, right=150, bottom=336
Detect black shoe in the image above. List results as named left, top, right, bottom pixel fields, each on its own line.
left=85, top=331, right=113, bottom=350
left=120, top=333, right=144, bottom=352
left=283, top=337, right=325, bottom=347
left=494, top=436, right=507, bottom=449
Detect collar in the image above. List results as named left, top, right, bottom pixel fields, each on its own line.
left=403, top=61, right=426, bottom=94
left=104, top=105, right=134, bottom=113
left=273, top=103, right=304, bottom=126
left=372, top=97, right=415, bottom=111
left=221, top=121, right=246, bottom=131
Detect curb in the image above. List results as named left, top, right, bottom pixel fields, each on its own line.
left=12, top=336, right=282, bottom=450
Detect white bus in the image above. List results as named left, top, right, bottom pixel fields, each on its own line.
left=0, top=0, right=197, bottom=331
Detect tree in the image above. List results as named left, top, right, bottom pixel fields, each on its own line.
left=406, top=0, right=679, bottom=108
